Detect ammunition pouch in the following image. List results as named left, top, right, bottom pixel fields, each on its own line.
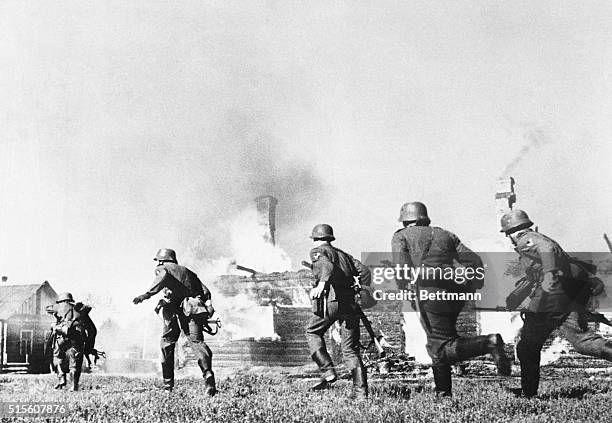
left=182, top=296, right=208, bottom=316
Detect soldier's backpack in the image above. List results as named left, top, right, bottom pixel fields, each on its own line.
left=74, top=303, right=97, bottom=352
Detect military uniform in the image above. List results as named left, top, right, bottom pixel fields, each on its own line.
left=51, top=303, right=85, bottom=391
left=512, top=229, right=612, bottom=397
left=305, top=240, right=371, bottom=398
left=74, top=303, right=98, bottom=369
left=136, top=260, right=215, bottom=393
left=392, top=224, right=509, bottom=396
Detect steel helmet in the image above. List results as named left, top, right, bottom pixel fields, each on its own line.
left=56, top=292, right=75, bottom=304
left=154, top=248, right=178, bottom=263
left=310, top=224, right=335, bottom=241
left=500, top=209, right=534, bottom=234
left=398, top=202, right=430, bottom=224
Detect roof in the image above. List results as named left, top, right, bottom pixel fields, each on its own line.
left=0, top=281, right=56, bottom=320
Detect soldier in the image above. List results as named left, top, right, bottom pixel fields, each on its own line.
left=305, top=224, right=371, bottom=400
left=133, top=248, right=216, bottom=395
left=49, top=292, right=85, bottom=391
left=500, top=209, right=612, bottom=398
left=74, top=302, right=100, bottom=370
left=392, top=202, right=510, bottom=398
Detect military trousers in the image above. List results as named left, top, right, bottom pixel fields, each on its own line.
left=53, top=341, right=84, bottom=375
left=418, top=298, right=493, bottom=365
left=517, top=311, right=612, bottom=396
left=417, top=297, right=498, bottom=395
left=160, top=305, right=213, bottom=388
left=305, top=300, right=363, bottom=371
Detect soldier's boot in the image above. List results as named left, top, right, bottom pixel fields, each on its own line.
left=487, top=334, right=511, bottom=376
left=352, top=366, right=368, bottom=400
left=520, top=370, right=538, bottom=399
left=68, top=371, right=80, bottom=391
left=310, top=348, right=337, bottom=391
left=161, top=362, right=174, bottom=391
left=161, top=345, right=175, bottom=392
left=196, top=348, right=216, bottom=396
left=456, top=334, right=511, bottom=376
left=203, top=370, right=216, bottom=397
left=54, top=373, right=66, bottom=390
left=432, top=365, right=452, bottom=398
left=517, top=340, right=540, bottom=398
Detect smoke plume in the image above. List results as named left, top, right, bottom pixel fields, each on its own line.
left=188, top=111, right=324, bottom=263
left=500, top=124, right=550, bottom=177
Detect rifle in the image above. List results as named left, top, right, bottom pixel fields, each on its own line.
left=604, top=234, right=612, bottom=253
left=302, top=260, right=385, bottom=358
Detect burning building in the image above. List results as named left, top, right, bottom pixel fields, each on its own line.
left=188, top=188, right=612, bottom=371
left=189, top=196, right=407, bottom=368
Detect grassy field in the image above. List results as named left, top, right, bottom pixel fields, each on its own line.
left=1, top=370, right=611, bottom=422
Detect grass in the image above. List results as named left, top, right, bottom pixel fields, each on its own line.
left=0, top=371, right=611, bottom=422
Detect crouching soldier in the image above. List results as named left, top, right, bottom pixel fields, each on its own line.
left=48, top=292, right=85, bottom=391
left=305, top=224, right=371, bottom=400
left=393, top=202, right=510, bottom=398
left=133, top=248, right=216, bottom=395
left=501, top=210, right=612, bottom=398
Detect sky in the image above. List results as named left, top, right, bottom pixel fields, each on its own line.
left=1, top=1, right=612, bottom=300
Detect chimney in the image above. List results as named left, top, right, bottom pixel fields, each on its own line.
left=255, top=195, right=278, bottom=245
left=495, top=177, right=516, bottom=218
left=1, top=276, right=7, bottom=283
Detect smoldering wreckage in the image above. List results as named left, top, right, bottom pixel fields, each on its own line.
left=2, top=180, right=612, bottom=401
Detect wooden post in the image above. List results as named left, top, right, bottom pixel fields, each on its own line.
left=495, top=177, right=516, bottom=216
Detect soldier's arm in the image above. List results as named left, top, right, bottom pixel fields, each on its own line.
left=310, top=257, right=333, bottom=299
left=349, top=254, right=371, bottom=286
left=312, top=258, right=333, bottom=289
left=452, top=233, right=483, bottom=269
left=198, top=279, right=215, bottom=316
left=133, top=267, right=170, bottom=304
left=529, top=239, right=560, bottom=275
left=391, top=231, right=412, bottom=266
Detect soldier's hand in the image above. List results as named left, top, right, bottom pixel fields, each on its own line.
left=310, top=283, right=326, bottom=299
left=541, top=272, right=558, bottom=293
left=132, top=294, right=148, bottom=304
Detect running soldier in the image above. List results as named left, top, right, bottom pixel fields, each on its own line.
left=305, top=224, right=371, bottom=400
left=500, top=209, right=612, bottom=398
left=393, top=202, right=510, bottom=398
left=133, top=248, right=216, bottom=394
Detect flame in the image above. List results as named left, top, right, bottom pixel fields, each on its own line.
left=229, top=206, right=292, bottom=273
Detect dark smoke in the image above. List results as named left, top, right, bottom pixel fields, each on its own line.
left=501, top=126, right=550, bottom=177
left=189, top=111, right=325, bottom=260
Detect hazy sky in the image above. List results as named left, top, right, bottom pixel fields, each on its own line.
left=1, top=1, right=611, bottom=299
